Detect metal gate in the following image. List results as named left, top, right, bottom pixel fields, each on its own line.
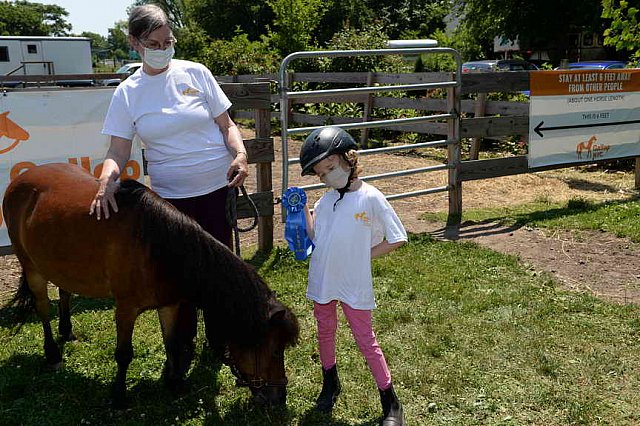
left=278, top=48, right=462, bottom=220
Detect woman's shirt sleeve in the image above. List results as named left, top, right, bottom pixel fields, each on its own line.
left=101, top=87, right=135, bottom=140
left=199, top=65, right=232, bottom=119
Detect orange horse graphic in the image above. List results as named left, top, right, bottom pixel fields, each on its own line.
left=0, top=111, right=30, bottom=154
left=576, top=135, right=597, bottom=159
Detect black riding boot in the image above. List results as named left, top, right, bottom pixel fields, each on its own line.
left=379, top=384, right=405, bottom=426
left=315, top=365, right=341, bottom=413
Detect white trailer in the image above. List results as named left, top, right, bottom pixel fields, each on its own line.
left=0, top=36, right=93, bottom=86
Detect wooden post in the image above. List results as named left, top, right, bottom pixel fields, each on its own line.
left=447, top=84, right=462, bottom=226
left=469, top=92, right=486, bottom=160
left=635, top=158, right=640, bottom=189
left=255, top=103, right=273, bottom=253
left=228, top=75, right=238, bottom=121
left=360, top=72, right=375, bottom=149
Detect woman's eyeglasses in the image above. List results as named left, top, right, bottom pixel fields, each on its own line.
left=137, top=37, right=176, bottom=51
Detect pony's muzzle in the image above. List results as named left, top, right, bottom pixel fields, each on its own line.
left=251, top=385, right=287, bottom=406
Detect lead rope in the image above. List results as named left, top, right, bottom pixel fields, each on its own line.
left=226, top=185, right=259, bottom=257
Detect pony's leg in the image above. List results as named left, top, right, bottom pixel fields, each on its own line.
left=203, top=310, right=226, bottom=360
left=112, top=305, right=138, bottom=409
left=158, top=303, right=194, bottom=392
left=176, top=301, right=197, bottom=376
left=27, top=271, right=63, bottom=369
left=58, top=289, right=76, bottom=341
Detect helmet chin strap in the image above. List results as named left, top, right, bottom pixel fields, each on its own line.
left=333, top=162, right=355, bottom=211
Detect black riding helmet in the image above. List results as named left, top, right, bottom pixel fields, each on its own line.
left=300, top=126, right=357, bottom=176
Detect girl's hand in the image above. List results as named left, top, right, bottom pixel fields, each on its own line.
left=89, top=176, right=120, bottom=220
left=227, top=152, right=249, bottom=187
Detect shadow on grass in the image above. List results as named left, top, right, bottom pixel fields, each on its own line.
left=0, top=294, right=114, bottom=329
left=564, top=177, right=626, bottom=193
left=296, top=408, right=380, bottom=426
left=0, top=344, right=303, bottom=425
left=426, top=197, right=640, bottom=241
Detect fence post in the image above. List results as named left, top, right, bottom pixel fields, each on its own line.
left=447, top=84, right=462, bottom=225
left=255, top=99, right=273, bottom=253
left=469, top=92, right=486, bottom=160
left=360, top=72, right=375, bottom=149
left=635, top=158, right=640, bottom=189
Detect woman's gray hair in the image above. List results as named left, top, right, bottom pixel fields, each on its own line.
left=128, top=4, right=171, bottom=39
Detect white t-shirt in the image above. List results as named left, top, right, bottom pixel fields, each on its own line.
left=307, top=182, right=408, bottom=310
left=102, top=59, right=233, bottom=198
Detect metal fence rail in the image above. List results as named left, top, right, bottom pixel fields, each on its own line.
left=278, top=48, right=462, bottom=217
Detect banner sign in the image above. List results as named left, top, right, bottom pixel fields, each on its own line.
left=528, top=69, right=640, bottom=168
left=0, top=88, right=143, bottom=248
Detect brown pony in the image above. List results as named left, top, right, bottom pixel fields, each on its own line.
left=2, top=163, right=299, bottom=408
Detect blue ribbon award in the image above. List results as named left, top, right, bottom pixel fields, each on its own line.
left=282, top=187, right=314, bottom=260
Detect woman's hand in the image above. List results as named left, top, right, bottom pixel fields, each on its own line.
left=214, top=112, right=249, bottom=188
left=227, top=151, right=249, bottom=188
left=89, top=136, right=132, bottom=219
left=90, top=176, right=120, bottom=220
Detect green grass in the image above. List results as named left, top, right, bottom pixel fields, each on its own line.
left=424, top=196, right=640, bottom=242
left=3, top=235, right=640, bottom=424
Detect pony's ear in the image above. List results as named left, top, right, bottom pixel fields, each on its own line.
left=269, top=303, right=287, bottom=320
left=267, top=295, right=287, bottom=319
left=268, top=300, right=300, bottom=347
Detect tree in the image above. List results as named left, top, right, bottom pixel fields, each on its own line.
left=313, top=0, right=451, bottom=47
left=80, top=31, right=109, bottom=50
left=267, top=0, right=326, bottom=56
left=107, top=20, right=131, bottom=61
left=186, top=0, right=274, bottom=41
left=453, top=0, right=604, bottom=61
left=366, top=0, right=451, bottom=40
left=602, top=0, right=640, bottom=63
left=0, top=1, right=71, bottom=36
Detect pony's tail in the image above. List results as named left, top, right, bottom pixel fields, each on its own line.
left=8, top=272, right=35, bottom=330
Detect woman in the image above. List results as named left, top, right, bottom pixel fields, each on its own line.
left=90, top=4, right=248, bottom=249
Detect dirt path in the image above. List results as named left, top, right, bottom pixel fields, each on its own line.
left=2, top=128, right=640, bottom=305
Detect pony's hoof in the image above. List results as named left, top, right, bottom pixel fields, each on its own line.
left=111, top=397, right=128, bottom=410
left=164, top=375, right=190, bottom=396
left=46, top=361, right=63, bottom=371
left=62, top=332, right=77, bottom=342
left=173, top=380, right=190, bottom=396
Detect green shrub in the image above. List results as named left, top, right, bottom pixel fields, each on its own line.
left=199, top=32, right=280, bottom=75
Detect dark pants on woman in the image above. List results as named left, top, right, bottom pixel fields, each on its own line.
left=164, top=185, right=233, bottom=354
left=165, top=185, right=233, bottom=248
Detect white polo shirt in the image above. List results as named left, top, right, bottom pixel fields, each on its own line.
left=307, top=182, right=408, bottom=310
left=102, top=59, right=233, bottom=198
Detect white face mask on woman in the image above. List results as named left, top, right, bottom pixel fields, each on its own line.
left=322, top=166, right=351, bottom=190
left=143, top=45, right=174, bottom=70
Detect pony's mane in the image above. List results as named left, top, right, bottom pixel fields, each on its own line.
left=115, top=180, right=282, bottom=347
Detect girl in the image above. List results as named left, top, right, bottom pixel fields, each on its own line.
left=300, top=126, right=407, bottom=426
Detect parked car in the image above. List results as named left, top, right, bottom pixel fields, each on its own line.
left=462, top=59, right=539, bottom=73
left=101, top=62, right=142, bottom=86
left=567, top=60, right=627, bottom=70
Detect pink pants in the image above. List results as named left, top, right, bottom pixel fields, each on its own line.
left=313, top=300, right=392, bottom=390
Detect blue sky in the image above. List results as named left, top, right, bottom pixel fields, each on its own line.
left=37, top=0, right=136, bottom=37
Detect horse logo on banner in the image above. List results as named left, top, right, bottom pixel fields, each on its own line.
left=576, top=135, right=597, bottom=160
left=0, top=111, right=30, bottom=154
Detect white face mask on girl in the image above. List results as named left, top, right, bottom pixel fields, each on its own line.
left=143, top=45, right=174, bottom=70
left=322, top=167, right=350, bottom=190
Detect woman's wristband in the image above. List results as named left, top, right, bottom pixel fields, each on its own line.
left=236, top=151, right=248, bottom=158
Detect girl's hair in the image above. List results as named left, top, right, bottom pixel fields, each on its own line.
left=128, top=4, right=171, bottom=40
left=344, top=149, right=362, bottom=178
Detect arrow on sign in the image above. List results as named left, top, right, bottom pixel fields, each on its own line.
left=534, top=119, right=640, bottom=137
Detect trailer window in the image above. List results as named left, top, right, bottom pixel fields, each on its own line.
left=27, top=44, right=38, bottom=54
left=0, top=46, right=8, bottom=62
